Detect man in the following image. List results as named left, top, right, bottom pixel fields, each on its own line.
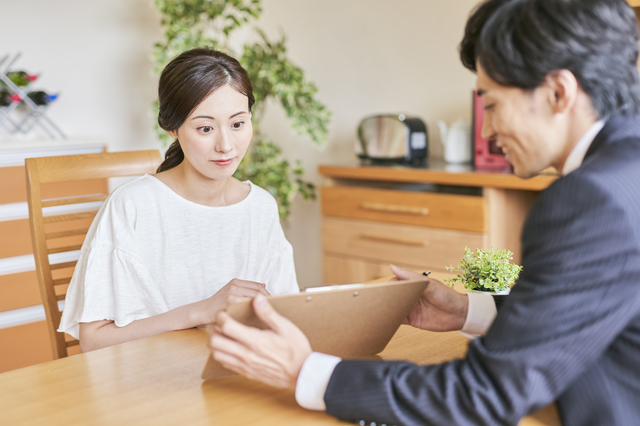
left=209, top=0, right=640, bottom=424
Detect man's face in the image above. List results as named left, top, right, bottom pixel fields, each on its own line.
left=476, top=63, right=568, bottom=178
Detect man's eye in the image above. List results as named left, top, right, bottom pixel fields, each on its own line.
left=200, top=126, right=213, bottom=133
left=484, top=104, right=495, bottom=111
left=232, top=121, right=244, bottom=129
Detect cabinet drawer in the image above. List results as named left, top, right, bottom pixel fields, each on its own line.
left=0, top=165, right=108, bottom=204
left=0, top=217, right=95, bottom=259
left=322, top=186, right=486, bottom=232
left=0, top=271, right=41, bottom=312
left=322, top=217, right=485, bottom=271
left=0, top=321, right=82, bottom=373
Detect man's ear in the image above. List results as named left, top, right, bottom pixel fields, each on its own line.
left=167, top=129, right=178, bottom=139
left=545, top=69, right=579, bottom=114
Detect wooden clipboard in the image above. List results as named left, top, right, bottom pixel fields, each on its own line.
left=201, top=278, right=428, bottom=380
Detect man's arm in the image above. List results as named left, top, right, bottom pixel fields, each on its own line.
left=322, top=176, right=640, bottom=425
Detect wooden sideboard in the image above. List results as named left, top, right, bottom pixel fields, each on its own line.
left=318, top=161, right=557, bottom=286
left=0, top=140, right=105, bottom=373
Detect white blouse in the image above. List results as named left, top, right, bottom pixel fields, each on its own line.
left=59, top=175, right=298, bottom=339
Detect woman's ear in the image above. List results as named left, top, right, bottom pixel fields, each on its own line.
left=167, top=129, right=178, bottom=139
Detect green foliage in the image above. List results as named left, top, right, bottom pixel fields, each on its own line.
left=151, top=0, right=331, bottom=218
left=242, top=30, right=330, bottom=147
left=445, top=246, right=523, bottom=293
left=234, top=134, right=315, bottom=218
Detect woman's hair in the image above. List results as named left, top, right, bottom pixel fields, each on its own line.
left=459, top=0, right=640, bottom=119
left=156, top=48, right=255, bottom=173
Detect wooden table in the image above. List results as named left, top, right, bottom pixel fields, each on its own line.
left=0, top=324, right=559, bottom=425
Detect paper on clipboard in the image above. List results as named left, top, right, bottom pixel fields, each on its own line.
left=202, top=278, right=428, bottom=380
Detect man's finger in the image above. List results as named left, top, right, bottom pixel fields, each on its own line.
left=390, top=264, right=422, bottom=280
left=210, top=333, right=250, bottom=359
left=252, top=294, right=286, bottom=334
left=212, top=347, right=249, bottom=375
left=215, top=310, right=263, bottom=348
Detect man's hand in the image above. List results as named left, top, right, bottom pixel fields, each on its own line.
left=390, top=265, right=469, bottom=332
left=208, top=294, right=312, bottom=390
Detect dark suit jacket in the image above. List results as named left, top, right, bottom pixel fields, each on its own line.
left=323, top=114, right=640, bottom=426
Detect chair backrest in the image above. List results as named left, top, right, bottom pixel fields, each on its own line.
left=25, top=150, right=162, bottom=359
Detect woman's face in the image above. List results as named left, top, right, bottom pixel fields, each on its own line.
left=167, top=84, right=252, bottom=181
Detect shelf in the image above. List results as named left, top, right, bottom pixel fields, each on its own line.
left=318, top=162, right=557, bottom=192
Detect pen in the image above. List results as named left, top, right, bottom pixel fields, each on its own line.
left=422, top=270, right=431, bottom=277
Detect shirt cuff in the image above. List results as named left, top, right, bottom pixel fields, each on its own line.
left=460, top=292, right=497, bottom=338
left=295, top=352, right=342, bottom=411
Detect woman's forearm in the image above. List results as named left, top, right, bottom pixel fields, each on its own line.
left=79, top=300, right=213, bottom=352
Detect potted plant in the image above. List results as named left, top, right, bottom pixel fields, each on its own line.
left=151, top=0, right=331, bottom=219
left=445, top=246, right=523, bottom=294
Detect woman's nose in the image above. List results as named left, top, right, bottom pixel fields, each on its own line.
left=215, top=130, right=233, bottom=153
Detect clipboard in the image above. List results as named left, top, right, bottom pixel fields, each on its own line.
left=202, top=278, right=428, bottom=380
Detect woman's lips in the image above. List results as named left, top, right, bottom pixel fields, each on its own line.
left=211, top=158, right=234, bottom=166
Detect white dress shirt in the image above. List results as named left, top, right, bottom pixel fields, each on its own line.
left=295, top=120, right=606, bottom=411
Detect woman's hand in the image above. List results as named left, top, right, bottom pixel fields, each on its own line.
left=390, top=265, right=468, bottom=332
left=193, top=279, right=271, bottom=326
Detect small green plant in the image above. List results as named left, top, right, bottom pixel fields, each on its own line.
left=151, top=0, right=331, bottom=220
left=445, top=246, right=523, bottom=293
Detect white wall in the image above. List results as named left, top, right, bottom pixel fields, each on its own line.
left=256, top=0, right=480, bottom=287
left=0, top=0, right=161, bottom=150
left=1, top=0, right=480, bottom=288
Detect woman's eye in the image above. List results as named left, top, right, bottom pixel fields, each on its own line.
left=232, top=121, right=244, bottom=129
left=199, top=126, right=213, bottom=133
left=484, top=104, right=495, bottom=111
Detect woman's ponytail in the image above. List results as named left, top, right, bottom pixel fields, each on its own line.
left=156, top=139, right=184, bottom=173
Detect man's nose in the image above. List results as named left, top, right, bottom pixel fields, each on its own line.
left=480, top=113, right=495, bottom=141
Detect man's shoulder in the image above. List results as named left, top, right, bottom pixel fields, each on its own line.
left=527, top=137, right=640, bottom=237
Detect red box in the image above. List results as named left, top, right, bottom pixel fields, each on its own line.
left=473, top=91, right=511, bottom=170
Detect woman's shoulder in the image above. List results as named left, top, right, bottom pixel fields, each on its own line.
left=246, top=181, right=279, bottom=210
left=107, top=175, right=163, bottom=205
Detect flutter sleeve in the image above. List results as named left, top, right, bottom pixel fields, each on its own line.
left=58, top=187, right=166, bottom=339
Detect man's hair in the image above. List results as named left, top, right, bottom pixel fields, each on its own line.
left=460, top=0, right=640, bottom=118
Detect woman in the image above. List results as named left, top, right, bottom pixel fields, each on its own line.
left=58, top=48, right=299, bottom=352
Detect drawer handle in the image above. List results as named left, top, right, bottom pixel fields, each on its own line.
left=361, top=202, right=430, bottom=216
left=359, top=234, right=425, bottom=247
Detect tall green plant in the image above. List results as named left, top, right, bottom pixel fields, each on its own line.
left=151, top=0, right=331, bottom=218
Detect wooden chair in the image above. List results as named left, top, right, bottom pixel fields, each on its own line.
left=25, top=150, right=162, bottom=359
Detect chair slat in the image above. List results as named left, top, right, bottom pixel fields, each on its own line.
left=52, top=277, right=71, bottom=286
left=36, top=150, right=161, bottom=184
left=46, top=228, right=90, bottom=240
left=50, top=261, right=78, bottom=270
left=42, top=194, right=108, bottom=208
left=44, top=211, right=98, bottom=224
left=48, top=244, right=83, bottom=254
left=56, top=294, right=66, bottom=301
left=66, top=339, right=80, bottom=347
